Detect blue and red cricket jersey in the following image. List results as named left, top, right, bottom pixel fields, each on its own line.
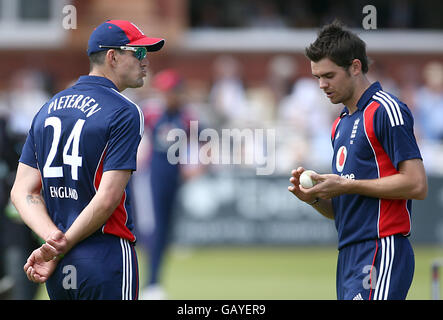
left=330, top=81, right=422, bottom=249
left=19, top=75, right=143, bottom=243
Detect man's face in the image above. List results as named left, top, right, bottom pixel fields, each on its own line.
left=114, top=50, right=148, bottom=89
left=311, top=58, right=354, bottom=105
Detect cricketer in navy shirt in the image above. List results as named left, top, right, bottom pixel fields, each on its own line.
left=12, top=19, right=165, bottom=300
left=330, top=81, right=422, bottom=249
left=290, top=20, right=427, bottom=300
left=19, top=75, right=143, bottom=242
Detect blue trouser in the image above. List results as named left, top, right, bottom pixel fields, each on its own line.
left=336, top=234, right=414, bottom=300
left=147, top=159, right=179, bottom=286
left=46, top=233, right=138, bottom=300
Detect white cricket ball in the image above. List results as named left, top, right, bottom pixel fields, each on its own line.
left=299, top=170, right=317, bottom=189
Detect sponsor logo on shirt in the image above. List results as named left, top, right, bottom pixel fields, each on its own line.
left=336, top=145, right=347, bottom=172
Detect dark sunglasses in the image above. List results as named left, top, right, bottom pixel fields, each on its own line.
left=99, top=45, right=147, bottom=61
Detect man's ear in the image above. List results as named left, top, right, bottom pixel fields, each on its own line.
left=105, top=49, right=118, bottom=67
left=350, top=59, right=363, bottom=76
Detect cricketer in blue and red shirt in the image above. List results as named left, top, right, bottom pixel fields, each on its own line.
left=289, top=21, right=427, bottom=300
left=11, top=20, right=164, bottom=300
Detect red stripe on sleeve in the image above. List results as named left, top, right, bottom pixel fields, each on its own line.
left=363, top=101, right=411, bottom=238
left=95, top=148, right=136, bottom=242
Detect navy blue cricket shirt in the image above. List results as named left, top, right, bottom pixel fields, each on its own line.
left=19, top=75, right=144, bottom=242
left=330, top=81, right=422, bottom=249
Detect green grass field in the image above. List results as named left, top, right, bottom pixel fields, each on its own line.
left=36, top=245, right=443, bottom=300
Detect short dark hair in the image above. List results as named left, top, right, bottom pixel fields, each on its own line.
left=305, top=20, right=369, bottom=74
left=88, top=49, right=124, bottom=71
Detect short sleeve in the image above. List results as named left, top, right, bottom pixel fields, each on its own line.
left=19, top=127, right=38, bottom=169
left=103, top=105, right=143, bottom=172
left=374, top=100, right=422, bottom=170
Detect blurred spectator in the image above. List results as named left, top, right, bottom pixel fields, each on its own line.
left=247, top=55, right=296, bottom=125
left=277, top=77, right=339, bottom=173
left=209, top=55, right=250, bottom=129
left=397, top=63, right=421, bottom=112
left=267, top=55, right=298, bottom=105
left=413, top=61, right=443, bottom=174
left=0, top=114, right=15, bottom=299
left=367, top=62, right=400, bottom=97
left=5, top=70, right=51, bottom=138
left=414, top=61, right=443, bottom=141
left=0, top=69, right=51, bottom=299
left=138, top=69, right=203, bottom=300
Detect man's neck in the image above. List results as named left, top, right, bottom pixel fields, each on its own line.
left=344, top=76, right=371, bottom=115
left=89, top=69, right=123, bottom=92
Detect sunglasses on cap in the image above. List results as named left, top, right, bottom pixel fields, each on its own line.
left=98, top=45, right=147, bottom=61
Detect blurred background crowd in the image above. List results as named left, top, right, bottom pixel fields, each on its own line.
left=0, top=0, right=442, bottom=299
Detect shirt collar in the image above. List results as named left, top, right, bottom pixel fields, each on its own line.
left=76, top=75, right=119, bottom=91
left=356, top=81, right=382, bottom=110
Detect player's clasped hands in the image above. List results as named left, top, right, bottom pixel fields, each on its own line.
left=24, top=230, right=68, bottom=283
